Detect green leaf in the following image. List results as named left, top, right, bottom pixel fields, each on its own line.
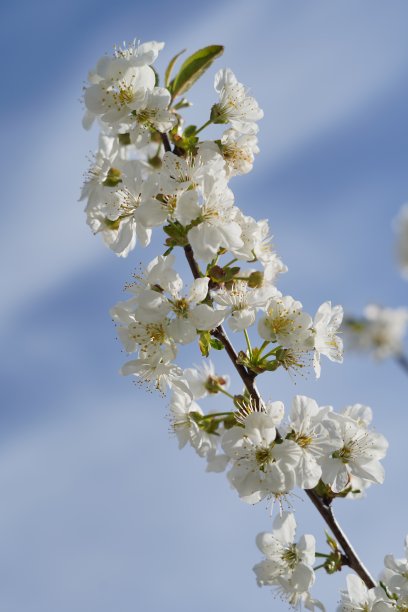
left=183, top=125, right=197, bottom=137
left=209, top=337, right=224, bottom=351
left=325, top=531, right=338, bottom=552
left=198, top=331, right=211, bottom=357
left=173, top=98, right=192, bottom=110
left=165, top=49, right=186, bottom=88
left=169, top=45, right=224, bottom=99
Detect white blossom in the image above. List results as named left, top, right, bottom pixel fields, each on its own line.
left=231, top=212, right=287, bottom=274
left=159, top=148, right=226, bottom=194
left=121, top=346, right=187, bottom=394
left=213, top=68, right=263, bottom=133
left=286, top=396, right=342, bottom=489
left=212, top=280, right=278, bottom=332
left=258, top=295, right=314, bottom=351
left=313, top=302, right=343, bottom=378
left=169, top=389, right=216, bottom=458
left=254, top=512, right=322, bottom=610
left=131, top=87, right=176, bottom=132
left=337, top=574, right=393, bottom=611
left=83, top=40, right=163, bottom=127
left=84, top=161, right=155, bottom=256
left=184, top=361, right=230, bottom=399
left=218, top=128, right=259, bottom=175
left=320, top=410, right=388, bottom=493
left=134, top=276, right=225, bottom=343
left=382, top=536, right=408, bottom=600
left=182, top=176, right=244, bottom=264
left=222, top=411, right=301, bottom=503
left=80, top=134, right=120, bottom=203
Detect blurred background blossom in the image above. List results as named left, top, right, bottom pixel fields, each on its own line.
left=1, top=0, right=408, bottom=610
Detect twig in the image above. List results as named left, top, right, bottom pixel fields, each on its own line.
left=183, top=244, right=261, bottom=407
left=160, top=132, right=172, bottom=152
left=305, top=489, right=375, bottom=587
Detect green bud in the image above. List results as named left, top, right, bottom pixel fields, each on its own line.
left=247, top=271, right=264, bottom=288
left=103, top=217, right=121, bottom=230
left=210, top=103, right=228, bottom=124
left=198, top=331, right=211, bottom=357
left=102, top=167, right=122, bottom=187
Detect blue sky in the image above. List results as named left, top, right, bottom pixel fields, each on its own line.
left=2, top=1, right=408, bottom=610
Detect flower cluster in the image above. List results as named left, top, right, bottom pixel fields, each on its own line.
left=253, top=512, right=323, bottom=610
left=81, top=39, right=400, bottom=612
left=169, top=390, right=387, bottom=504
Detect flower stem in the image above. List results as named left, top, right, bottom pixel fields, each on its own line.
left=217, top=387, right=236, bottom=401
left=200, top=411, right=234, bottom=420
left=258, top=340, right=271, bottom=356
left=244, top=329, right=252, bottom=357
left=160, top=132, right=172, bottom=152
left=223, top=257, right=238, bottom=268
left=195, top=119, right=213, bottom=135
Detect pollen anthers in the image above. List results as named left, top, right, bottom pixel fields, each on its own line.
left=172, top=297, right=190, bottom=317
left=114, top=83, right=135, bottom=108
left=234, top=396, right=266, bottom=425
left=255, top=445, right=275, bottom=469
left=281, top=544, right=300, bottom=571
left=334, top=430, right=373, bottom=463
left=222, top=142, right=252, bottom=164
left=114, top=38, right=141, bottom=59
left=114, top=188, right=141, bottom=215
left=128, top=321, right=167, bottom=348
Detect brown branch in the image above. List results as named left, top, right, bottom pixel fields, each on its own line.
left=305, top=489, right=375, bottom=588
left=160, top=132, right=172, bottom=152
left=183, top=244, right=261, bottom=407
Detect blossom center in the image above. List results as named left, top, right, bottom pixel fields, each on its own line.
left=333, top=446, right=352, bottom=463
left=295, top=434, right=313, bottom=448
left=281, top=544, right=300, bottom=570
left=255, top=445, right=273, bottom=469
left=173, top=298, right=190, bottom=318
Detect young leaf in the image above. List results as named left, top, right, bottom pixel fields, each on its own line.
left=209, top=337, right=224, bottom=351
left=169, top=45, right=224, bottom=99
left=199, top=331, right=211, bottom=357
left=165, top=49, right=186, bottom=88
